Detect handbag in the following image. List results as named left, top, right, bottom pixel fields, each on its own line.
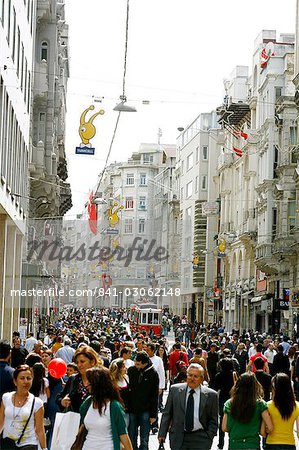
left=70, top=423, right=88, bottom=450
left=51, top=411, right=81, bottom=450
left=1, top=398, right=35, bottom=450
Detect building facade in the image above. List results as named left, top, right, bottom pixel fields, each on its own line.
left=0, top=0, right=35, bottom=339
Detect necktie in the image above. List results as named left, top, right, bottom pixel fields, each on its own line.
left=185, top=389, right=195, bottom=432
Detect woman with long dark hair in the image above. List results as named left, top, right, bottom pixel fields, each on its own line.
left=79, top=366, right=132, bottom=450
left=222, top=372, right=273, bottom=450
left=264, top=373, right=299, bottom=449
left=215, top=357, right=236, bottom=449
left=30, top=362, right=50, bottom=404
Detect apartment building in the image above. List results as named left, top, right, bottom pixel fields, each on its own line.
left=218, top=32, right=296, bottom=334
left=176, top=112, right=221, bottom=323
left=22, top=0, right=72, bottom=332
left=0, top=0, right=35, bottom=339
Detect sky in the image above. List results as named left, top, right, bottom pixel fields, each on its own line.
left=64, top=0, right=296, bottom=216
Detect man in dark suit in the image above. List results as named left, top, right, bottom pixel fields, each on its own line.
left=158, top=363, right=218, bottom=450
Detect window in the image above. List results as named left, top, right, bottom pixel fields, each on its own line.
left=27, top=71, right=31, bottom=113
left=202, top=145, right=208, bottom=160
left=24, top=59, right=28, bottom=103
left=186, top=206, right=192, bottom=233
left=139, top=218, right=145, bottom=233
left=181, top=160, right=184, bottom=175
left=124, top=219, right=133, bottom=234
left=41, top=41, right=48, bottom=61
left=275, top=87, right=282, bottom=100
left=1, top=0, right=4, bottom=27
left=195, top=175, right=199, bottom=193
left=290, top=126, right=297, bottom=146
left=186, top=181, right=192, bottom=198
left=273, top=145, right=278, bottom=177
left=288, top=201, right=296, bottom=233
left=140, top=173, right=146, bottom=185
left=139, top=196, right=146, bottom=210
left=20, top=43, right=24, bottom=91
left=126, top=173, right=134, bottom=185
left=201, top=175, right=207, bottom=190
left=38, top=112, right=45, bottom=142
left=181, top=187, right=184, bottom=201
left=11, top=7, right=16, bottom=61
left=125, top=197, right=134, bottom=209
left=16, top=27, right=20, bottom=77
left=272, top=208, right=277, bottom=242
left=195, top=146, right=199, bottom=163
left=7, top=0, right=11, bottom=45
left=185, top=236, right=191, bottom=256
left=187, top=153, right=193, bottom=171
left=143, top=154, right=153, bottom=163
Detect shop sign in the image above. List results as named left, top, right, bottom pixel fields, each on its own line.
left=274, top=298, right=290, bottom=310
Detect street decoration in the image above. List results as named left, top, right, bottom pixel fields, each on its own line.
left=107, top=202, right=124, bottom=227
left=76, top=105, right=104, bottom=155
left=193, top=252, right=200, bottom=269
left=233, top=129, right=248, bottom=157
left=260, top=45, right=275, bottom=70
left=218, top=239, right=226, bottom=257
left=88, top=191, right=97, bottom=235
left=101, top=273, right=112, bottom=293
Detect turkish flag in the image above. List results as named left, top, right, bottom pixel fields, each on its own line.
left=88, top=191, right=97, bottom=235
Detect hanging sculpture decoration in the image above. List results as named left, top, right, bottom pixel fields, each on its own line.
left=192, top=252, right=200, bottom=269
left=76, top=105, right=104, bottom=155
left=218, top=239, right=227, bottom=257
left=101, top=273, right=112, bottom=293
left=107, top=202, right=124, bottom=227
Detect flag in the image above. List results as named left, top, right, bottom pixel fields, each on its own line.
left=261, top=47, right=269, bottom=69
left=233, top=147, right=243, bottom=157
left=87, top=191, right=97, bottom=234
left=233, top=131, right=248, bottom=140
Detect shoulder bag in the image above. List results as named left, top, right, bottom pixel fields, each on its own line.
left=1, top=397, right=36, bottom=450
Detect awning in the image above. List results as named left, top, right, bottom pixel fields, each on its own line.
left=251, top=296, right=263, bottom=303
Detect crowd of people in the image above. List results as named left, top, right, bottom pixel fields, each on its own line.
left=0, top=307, right=299, bottom=450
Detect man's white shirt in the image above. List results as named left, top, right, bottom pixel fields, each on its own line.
left=150, top=355, right=165, bottom=389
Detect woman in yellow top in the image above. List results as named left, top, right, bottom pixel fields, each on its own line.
left=264, top=372, right=299, bottom=450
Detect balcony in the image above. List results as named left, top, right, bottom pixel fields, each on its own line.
left=273, top=235, right=296, bottom=258
left=218, top=153, right=233, bottom=171
left=255, top=242, right=278, bottom=275
left=34, top=61, right=48, bottom=101
left=37, top=0, right=51, bottom=21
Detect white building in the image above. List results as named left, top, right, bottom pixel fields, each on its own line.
left=0, top=1, right=35, bottom=339
left=176, top=112, right=221, bottom=322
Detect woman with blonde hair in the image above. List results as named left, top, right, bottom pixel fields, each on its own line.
left=109, top=358, right=130, bottom=427
left=222, top=372, right=273, bottom=450
left=57, top=345, right=102, bottom=413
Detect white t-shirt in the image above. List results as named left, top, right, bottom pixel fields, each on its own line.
left=39, top=378, right=49, bottom=404
left=2, top=392, right=43, bottom=447
left=83, top=401, right=114, bottom=450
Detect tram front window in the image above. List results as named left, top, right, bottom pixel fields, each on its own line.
left=148, top=313, right=153, bottom=324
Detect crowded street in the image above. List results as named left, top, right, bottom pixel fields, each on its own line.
left=2, top=0, right=299, bottom=449
left=1, top=307, right=299, bottom=450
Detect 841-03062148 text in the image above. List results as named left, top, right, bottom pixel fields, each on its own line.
left=96, top=287, right=181, bottom=297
